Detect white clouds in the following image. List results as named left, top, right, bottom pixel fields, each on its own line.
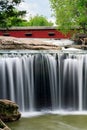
left=18, top=0, right=56, bottom=24
left=18, top=2, right=38, bottom=14
left=48, top=17, right=56, bottom=26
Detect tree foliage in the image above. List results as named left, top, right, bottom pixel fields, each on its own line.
left=11, top=15, right=53, bottom=27
left=49, top=0, right=87, bottom=33
left=28, top=15, right=53, bottom=26
left=0, top=0, right=26, bottom=28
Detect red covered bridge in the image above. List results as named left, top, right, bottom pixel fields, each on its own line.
left=0, top=26, right=73, bottom=39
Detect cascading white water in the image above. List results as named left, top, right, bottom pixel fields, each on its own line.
left=0, top=52, right=87, bottom=113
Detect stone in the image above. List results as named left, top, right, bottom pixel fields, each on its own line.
left=0, top=99, right=21, bottom=122
left=72, top=33, right=87, bottom=45
left=0, top=119, right=11, bottom=130
left=80, top=38, right=87, bottom=45
left=0, top=36, right=61, bottom=50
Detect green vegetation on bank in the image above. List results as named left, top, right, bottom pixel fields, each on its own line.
left=0, top=0, right=26, bottom=28
left=49, top=0, right=87, bottom=33
left=27, top=15, right=53, bottom=26
left=0, top=0, right=53, bottom=28
left=14, top=15, right=53, bottom=27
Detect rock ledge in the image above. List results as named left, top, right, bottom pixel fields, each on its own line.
left=0, top=36, right=61, bottom=50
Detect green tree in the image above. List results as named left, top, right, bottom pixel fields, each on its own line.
left=13, top=19, right=29, bottom=26
left=0, top=0, right=26, bottom=28
left=28, top=15, right=53, bottom=26
left=49, top=0, right=87, bottom=33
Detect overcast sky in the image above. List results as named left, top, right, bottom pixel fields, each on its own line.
left=18, top=0, right=55, bottom=24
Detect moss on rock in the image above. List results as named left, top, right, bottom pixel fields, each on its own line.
left=0, top=100, right=21, bottom=122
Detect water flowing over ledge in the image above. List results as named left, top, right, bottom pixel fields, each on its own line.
left=0, top=50, right=87, bottom=117
left=0, top=49, right=86, bottom=55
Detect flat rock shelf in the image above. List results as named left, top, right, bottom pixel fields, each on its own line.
left=0, top=36, right=61, bottom=50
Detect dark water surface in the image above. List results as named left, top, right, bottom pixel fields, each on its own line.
left=7, top=114, right=87, bottom=130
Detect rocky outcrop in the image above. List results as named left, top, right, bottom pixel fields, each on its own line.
left=0, top=36, right=61, bottom=50
left=0, top=35, right=87, bottom=51
left=72, top=33, right=87, bottom=45
left=0, top=100, right=21, bottom=122
left=0, top=119, right=11, bottom=130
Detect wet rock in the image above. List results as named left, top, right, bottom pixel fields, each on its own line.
left=0, top=99, right=21, bottom=122
left=0, top=119, right=11, bottom=130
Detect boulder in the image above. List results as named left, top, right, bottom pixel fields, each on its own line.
left=0, top=100, right=21, bottom=122
left=0, top=119, right=11, bottom=130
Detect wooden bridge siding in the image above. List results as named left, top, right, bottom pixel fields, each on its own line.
left=0, top=29, right=71, bottom=38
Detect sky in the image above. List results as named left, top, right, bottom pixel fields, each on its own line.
left=18, top=0, right=55, bottom=24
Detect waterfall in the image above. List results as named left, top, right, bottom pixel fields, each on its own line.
left=0, top=53, right=87, bottom=113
